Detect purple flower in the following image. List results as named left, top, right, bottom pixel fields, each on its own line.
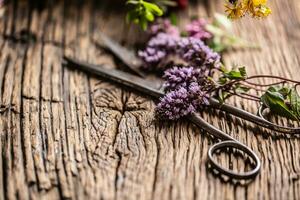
left=185, top=19, right=212, bottom=40
left=148, top=32, right=178, bottom=48
left=156, top=87, right=197, bottom=120
left=138, top=47, right=166, bottom=64
left=138, top=33, right=179, bottom=69
left=188, top=82, right=210, bottom=106
left=157, top=66, right=211, bottom=120
left=177, top=37, right=221, bottom=70
left=149, top=19, right=180, bottom=38
left=163, top=66, right=202, bottom=90
left=156, top=83, right=209, bottom=120
left=139, top=36, right=220, bottom=71
left=138, top=19, right=221, bottom=120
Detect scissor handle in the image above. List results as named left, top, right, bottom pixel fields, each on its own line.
left=208, top=140, right=261, bottom=180
left=189, top=113, right=261, bottom=180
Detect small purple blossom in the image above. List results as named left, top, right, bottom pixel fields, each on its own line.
left=156, top=66, right=211, bottom=120
left=163, top=66, right=202, bottom=90
left=177, top=37, right=221, bottom=70
left=156, top=87, right=197, bottom=120
left=149, top=19, right=180, bottom=38
left=138, top=32, right=179, bottom=68
left=185, top=19, right=212, bottom=40
left=147, top=32, right=178, bottom=48
left=188, top=82, right=210, bottom=106
left=138, top=47, right=166, bottom=65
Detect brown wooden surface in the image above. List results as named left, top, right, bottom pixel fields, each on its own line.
left=0, top=0, right=300, bottom=199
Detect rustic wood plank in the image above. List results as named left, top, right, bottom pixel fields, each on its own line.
left=0, top=0, right=299, bottom=199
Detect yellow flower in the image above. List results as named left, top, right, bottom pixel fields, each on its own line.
left=225, top=2, right=246, bottom=19
left=225, top=0, right=271, bottom=19
left=247, top=0, right=271, bottom=18
left=251, top=5, right=272, bottom=18
left=252, top=0, right=267, bottom=6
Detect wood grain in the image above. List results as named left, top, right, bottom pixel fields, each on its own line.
left=0, top=0, right=299, bottom=199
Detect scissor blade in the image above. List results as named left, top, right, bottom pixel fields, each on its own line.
left=94, top=32, right=145, bottom=77
left=63, top=56, right=164, bottom=99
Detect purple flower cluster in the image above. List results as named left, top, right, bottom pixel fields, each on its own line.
left=156, top=66, right=210, bottom=120
left=163, top=66, right=202, bottom=90
left=138, top=33, right=179, bottom=68
left=185, top=19, right=212, bottom=40
left=138, top=19, right=220, bottom=120
left=156, top=87, right=197, bottom=120
left=177, top=37, right=221, bottom=70
left=139, top=35, right=220, bottom=71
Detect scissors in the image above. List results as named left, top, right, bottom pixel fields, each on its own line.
left=62, top=33, right=300, bottom=180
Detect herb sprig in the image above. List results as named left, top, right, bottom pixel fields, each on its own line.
left=214, top=69, right=300, bottom=121
left=126, top=0, right=164, bottom=30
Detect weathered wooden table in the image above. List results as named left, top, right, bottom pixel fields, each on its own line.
left=0, top=0, right=299, bottom=199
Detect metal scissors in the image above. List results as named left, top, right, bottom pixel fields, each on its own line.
left=63, top=33, right=300, bottom=180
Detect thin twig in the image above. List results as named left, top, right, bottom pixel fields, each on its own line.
left=243, top=80, right=286, bottom=87
left=246, top=75, right=300, bottom=84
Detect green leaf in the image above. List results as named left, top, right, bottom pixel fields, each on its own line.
left=234, top=85, right=250, bottom=94
left=227, top=71, right=243, bottom=79
left=278, top=86, right=290, bottom=97
left=218, top=90, right=231, bottom=103
left=289, top=87, right=300, bottom=120
left=145, top=10, right=154, bottom=21
left=219, top=64, right=227, bottom=73
left=224, top=67, right=247, bottom=80
left=126, top=0, right=164, bottom=30
left=261, top=87, right=299, bottom=121
left=218, top=77, right=228, bottom=85
left=143, top=1, right=163, bottom=16
left=126, top=0, right=139, bottom=5
left=238, top=67, right=247, bottom=78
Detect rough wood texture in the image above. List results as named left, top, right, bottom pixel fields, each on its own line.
left=0, top=0, right=300, bottom=199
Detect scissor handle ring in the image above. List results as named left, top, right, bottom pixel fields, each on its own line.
left=258, top=104, right=300, bottom=133
left=207, top=141, right=261, bottom=180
